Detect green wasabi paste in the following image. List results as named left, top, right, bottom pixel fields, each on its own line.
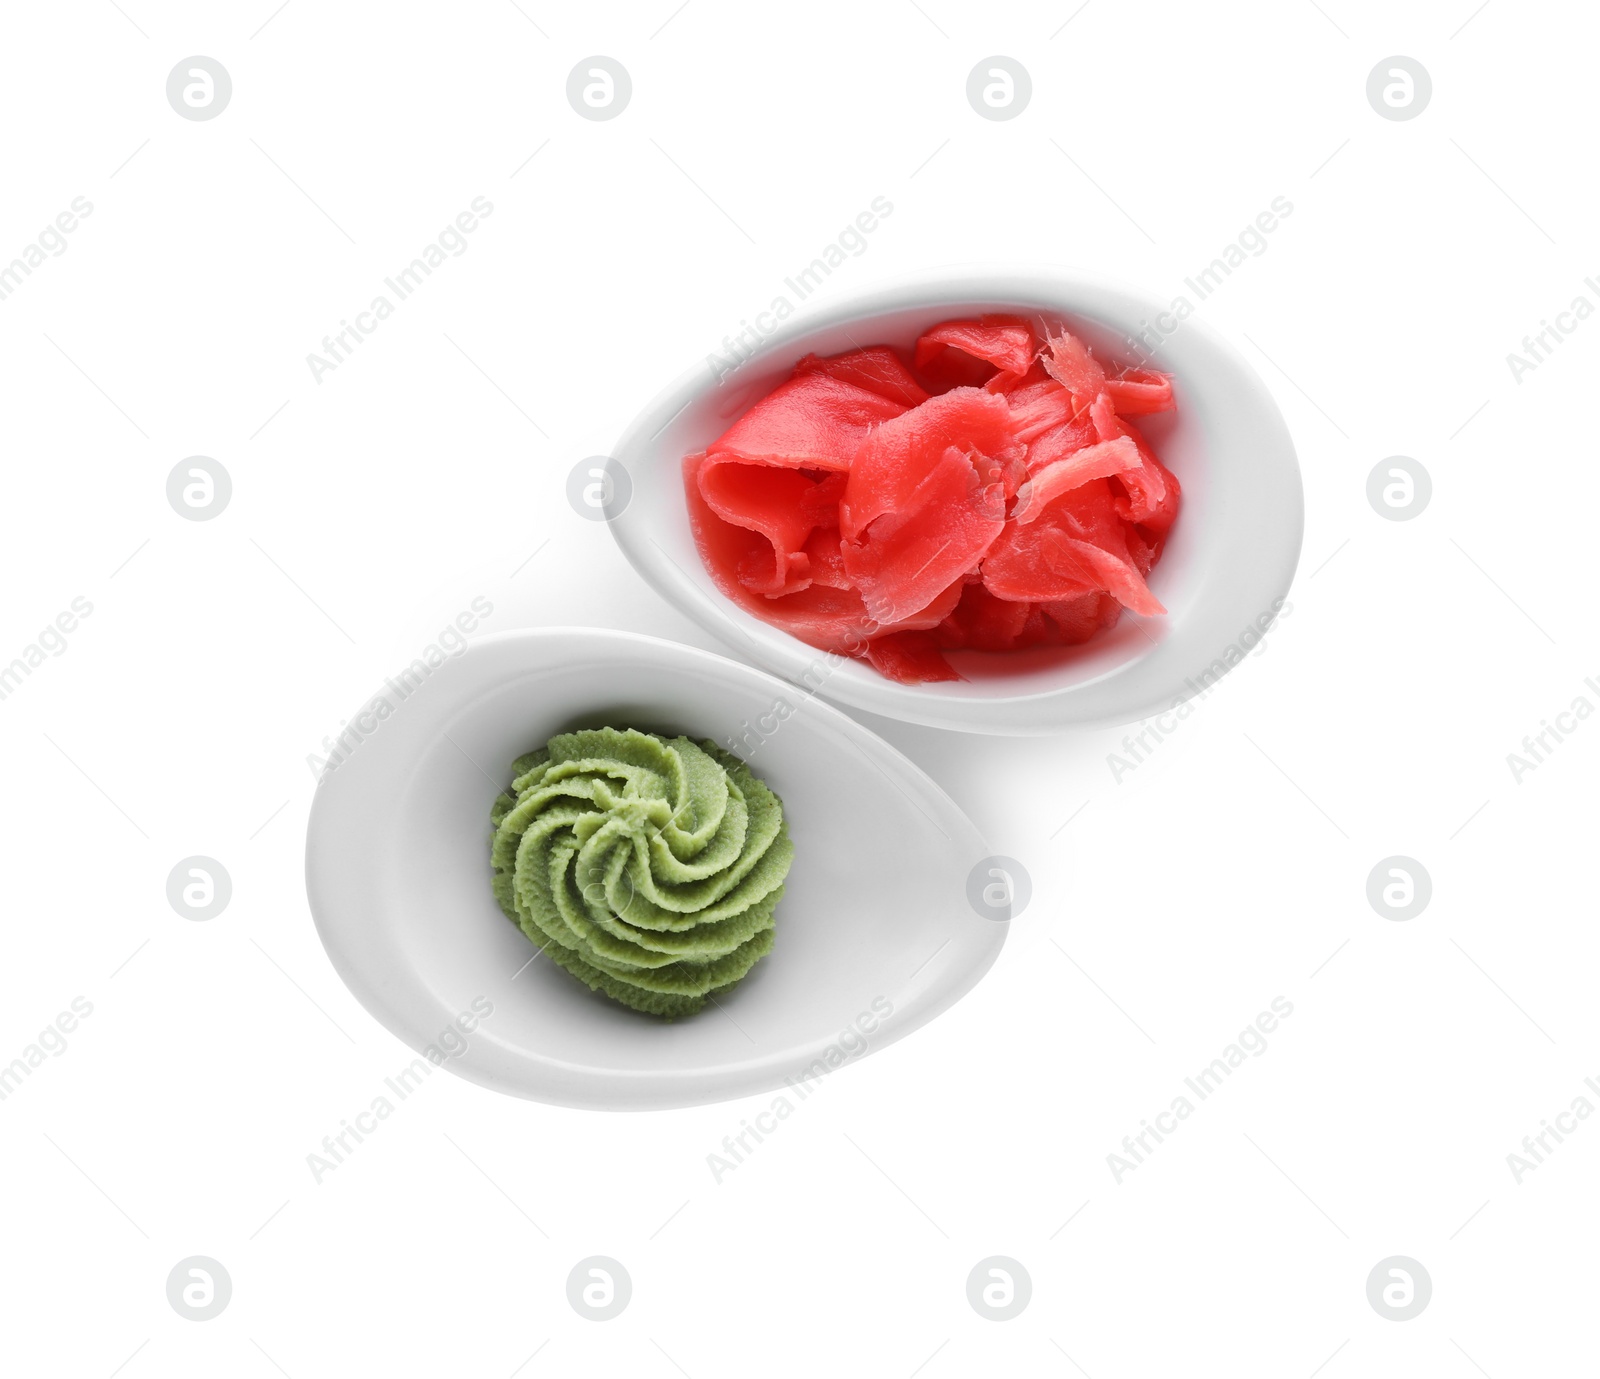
left=490, top=727, right=793, bottom=1017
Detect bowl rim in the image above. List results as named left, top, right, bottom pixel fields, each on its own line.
left=607, top=264, right=1304, bottom=735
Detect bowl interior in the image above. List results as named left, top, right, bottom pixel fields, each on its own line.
left=610, top=271, right=1302, bottom=731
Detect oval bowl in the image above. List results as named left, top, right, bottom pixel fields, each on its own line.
left=608, top=266, right=1303, bottom=734
left=305, top=628, right=1008, bottom=1111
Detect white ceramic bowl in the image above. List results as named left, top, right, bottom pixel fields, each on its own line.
left=305, top=629, right=1008, bottom=1110
left=609, top=267, right=1303, bottom=734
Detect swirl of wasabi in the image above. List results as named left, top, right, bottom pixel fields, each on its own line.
left=490, top=727, right=793, bottom=1018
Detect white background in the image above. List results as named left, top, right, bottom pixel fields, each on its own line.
left=2, top=1, right=1596, bottom=1374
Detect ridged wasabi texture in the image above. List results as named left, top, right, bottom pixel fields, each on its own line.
left=490, top=728, right=793, bottom=1017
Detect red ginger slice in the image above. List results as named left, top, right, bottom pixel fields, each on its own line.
left=914, top=314, right=1037, bottom=380
left=793, top=347, right=928, bottom=408
left=1093, top=399, right=1181, bottom=535
left=863, top=630, right=962, bottom=684
left=936, top=583, right=1034, bottom=652
left=1121, top=447, right=1181, bottom=537
left=982, top=522, right=1100, bottom=603
left=1042, top=592, right=1123, bottom=644
left=1089, top=390, right=1121, bottom=442
left=799, top=526, right=852, bottom=589
left=984, top=358, right=1050, bottom=395
left=1012, top=437, right=1141, bottom=524
left=982, top=477, right=1163, bottom=615
left=1087, top=393, right=1180, bottom=534
left=841, top=387, right=1021, bottom=541
left=843, top=444, right=1005, bottom=625
left=1025, top=409, right=1100, bottom=474
left=684, top=456, right=964, bottom=654
left=1104, top=368, right=1174, bottom=415
left=1005, top=378, right=1082, bottom=445
left=1041, top=530, right=1166, bottom=616
left=697, top=459, right=829, bottom=596
left=708, top=372, right=907, bottom=471
left=1041, top=330, right=1106, bottom=403
left=1124, top=524, right=1161, bottom=577
left=888, top=570, right=968, bottom=631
